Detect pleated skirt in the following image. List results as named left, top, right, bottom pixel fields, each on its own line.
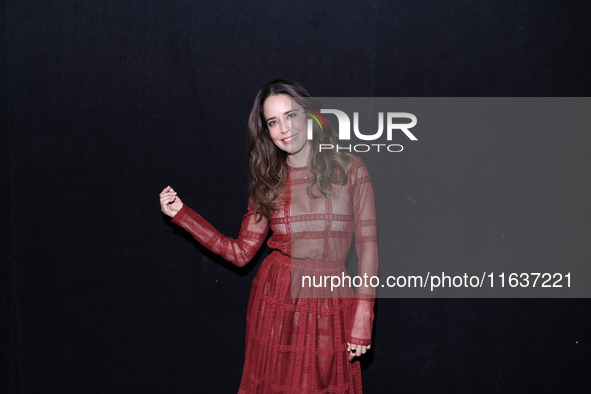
left=238, top=251, right=363, bottom=394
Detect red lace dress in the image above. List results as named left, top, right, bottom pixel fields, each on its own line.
left=171, top=156, right=378, bottom=393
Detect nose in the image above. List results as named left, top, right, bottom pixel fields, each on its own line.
left=280, top=118, right=290, bottom=134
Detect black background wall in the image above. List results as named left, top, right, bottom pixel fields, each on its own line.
left=5, top=1, right=591, bottom=393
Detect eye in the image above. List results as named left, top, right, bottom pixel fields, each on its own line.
left=288, top=112, right=297, bottom=119
left=267, top=120, right=277, bottom=127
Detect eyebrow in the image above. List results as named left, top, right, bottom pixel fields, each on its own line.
left=265, top=109, right=299, bottom=122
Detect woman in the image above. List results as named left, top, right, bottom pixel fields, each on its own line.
left=159, top=79, right=378, bottom=393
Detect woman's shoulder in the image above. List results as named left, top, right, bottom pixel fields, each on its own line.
left=343, top=155, right=371, bottom=188
left=348, top=155, right=367, bottom=173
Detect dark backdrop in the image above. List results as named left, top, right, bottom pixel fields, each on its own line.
left=6, top=1, right=591, bottom=393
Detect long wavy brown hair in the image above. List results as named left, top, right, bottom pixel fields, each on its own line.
left=248, top=79, right=352, bottom=219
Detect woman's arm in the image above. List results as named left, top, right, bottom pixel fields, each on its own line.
left=160, top=186, right=270, bottom=267
left=347, top=158, right=379, bottom=356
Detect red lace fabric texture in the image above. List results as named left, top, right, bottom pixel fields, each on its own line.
left=171, top=156, right=378, bottom=393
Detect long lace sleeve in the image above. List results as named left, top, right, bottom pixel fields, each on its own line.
left=348, top=158, right=379, bottom=346
left=170, top=199, right=270, bottom=267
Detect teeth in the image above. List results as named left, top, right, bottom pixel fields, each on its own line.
left=283, top=134, right=297, bottom=142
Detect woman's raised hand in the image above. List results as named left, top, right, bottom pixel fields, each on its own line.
left=159, top=186, right=183, bottom=218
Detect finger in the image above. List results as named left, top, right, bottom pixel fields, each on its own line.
left=348, top=345, right=359, bottom=361
left=159, top=193, right=177, bottom=203
left=159, top=187, right=178, bottom=197
left=160, top=197, right=176, bottom=206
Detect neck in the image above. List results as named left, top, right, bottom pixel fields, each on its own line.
left=287, top=143, right=311, bottom=168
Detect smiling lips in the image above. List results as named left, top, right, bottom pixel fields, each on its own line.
left=282, top=134, right=298, bottom=144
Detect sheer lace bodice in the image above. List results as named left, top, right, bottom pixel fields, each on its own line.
left=286, top=159, right=378, bottom=298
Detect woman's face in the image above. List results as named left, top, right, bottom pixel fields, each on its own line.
left=263, top=94, right=310, bottom=160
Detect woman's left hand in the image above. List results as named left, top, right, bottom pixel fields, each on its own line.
left=347, top=342, right=371, bottom=361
